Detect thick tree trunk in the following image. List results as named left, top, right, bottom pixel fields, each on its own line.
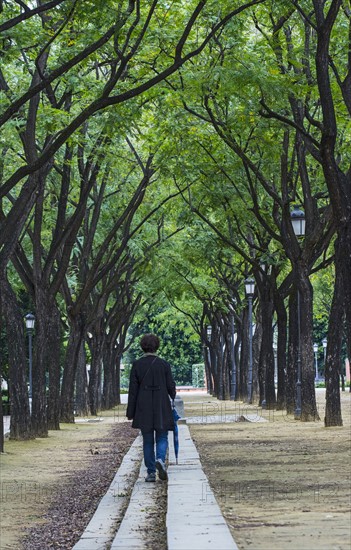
left=209, top=345, right=219, bottom=398
left=299, top=272, right=319, bottom=421
left=239, top=308, right=249, bottom=402
left=113, top=351, right=122, bottom=407
left=0, top=273, right=32, bottom=440
left=338, top=220, right=351, bottom=381
left=88, top=333, right=104, bottom=416
left=102, top=343, right=114, bottom=410
left=102, top=340, right=121, bottom=409
left=0, top=301, right=4, bottom=452
left=229, top=314, right=238, bottom=400
left=287, top=276, right=319, bottom=421
left=222, top=335, right=231, bottom=401
left=33, top=291, right=61, bottom=433
left=258, top=299, right=275, bottom=408
left=75, top=340, right=90, bottom=416
left=252, top=312, right=262, bottom=404
left=46, top=302, right=62, bottom=430
left=274, top=292, right=287, bottom=410
left=217, top=332, right=225, bottom=400
left=31, top=289, right=49, bottom=437
left=204, top=346, right=213, bottom=394
left=313, top=1, right=349, bottom=422
left=324, top=237, right=344, bottom=426
left=60, top=314, right=86, bottom=423
left=287, top=293, right=297, bottom=415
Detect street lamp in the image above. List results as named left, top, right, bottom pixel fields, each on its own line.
left=291, top=204, right=306, bottom=237
left=313, top=343, right=319, bottom=381
left=206, top=325, right=212, bottom=393
left=245, top=278, right=255, bottom=404
left=322, top=337, right=327, bottom=375
left=24, top=313, right=35, bottom=409
left=230, top=301, right=237, bottom=401
left=290, top=205, right=305, bottom=419
left=273, top=341, right=278, bottom=385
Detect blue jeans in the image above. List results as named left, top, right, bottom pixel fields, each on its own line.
left=142, top=430, right=168, bottom=474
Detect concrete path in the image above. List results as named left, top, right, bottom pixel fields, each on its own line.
left=167, top=424, right=238, bottom=550
left=74, top=422, right=238, bottom=550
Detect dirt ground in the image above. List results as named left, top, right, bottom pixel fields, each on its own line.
left=0, top=414, right=136, bottom=549
left=187, top=389, right=351, bottom=550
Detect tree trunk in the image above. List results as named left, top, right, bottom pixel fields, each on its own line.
left=239, top=308, right=249, bottom=402
left=75, top=340, right=90, bottom=416
left=102, top=343, right=114, bottom=410
left=0, top=273, right=32, bottom=440
left=36, top=294, right=61, bottom=432
left=0, top=299, right=4, bottom=452
left=252, top=311, right=262, bottom=404
left=299, top=272, right=319, bottom=421
left=259, top=299, right=276, bottom=408
left=209, top=344, right=218, bottom=398
left=222, top=332, right=231, bottom=401
left=313, top=1, right=351, bottom=393
left=229, top=314, right=238, bottom=400
left=287, top=293, right=297, bottom=415
left=46, top=303, right=62, bottom=430
left=88, top=332, right=104, bottom=415
left=113, top=351, right=122, bottom=407
left=60, top=313, right=86, bottom=423
left=217, top=332, right=225, bottom=400
left=31, top=288, right=49, bottom=437
left=324, top=237, right=343, bottom=426
left=204, top=346, right=213, bottom=394
left=274, top=291, right=287, bottom=410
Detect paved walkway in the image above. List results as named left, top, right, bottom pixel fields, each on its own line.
left=73, top=422, right=238, bottom=550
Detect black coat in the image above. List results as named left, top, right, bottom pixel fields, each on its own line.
left=126, top=354, right=176, bottom=432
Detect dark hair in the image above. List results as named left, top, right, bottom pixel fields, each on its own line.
left=140, top=333, right=160, bottom=353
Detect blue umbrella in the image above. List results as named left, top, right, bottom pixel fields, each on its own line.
left=172, top=400, right=181, bottom=464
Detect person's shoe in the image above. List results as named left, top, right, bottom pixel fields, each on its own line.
left=145, top=472, right=156, bottom=482
left=155, top=459, right=168, bottom=481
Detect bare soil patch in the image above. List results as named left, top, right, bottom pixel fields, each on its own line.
left=0, top=417, right=136, bottom=549
left=186, top=390, right=351, bottom=550
left=141, top=480, right=168, bottom=550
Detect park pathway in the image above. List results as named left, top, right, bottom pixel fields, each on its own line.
left=73, top=422, right=239, bottom=550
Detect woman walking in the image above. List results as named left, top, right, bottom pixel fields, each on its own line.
left=126, top=333, right=176, bottom=482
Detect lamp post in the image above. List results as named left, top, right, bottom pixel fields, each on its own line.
left=24, top=313, right=35, bottom=411
left=245, top=278, right=255, bottom=404
left=273, top=342, right=278, bottom=385
left=259, top=260, right=268, bottom=409
left=313, top=343, right=319, bottom=381
left=322, top=337, right=327, bottom=363
left=206, top=325, right=212, bottom=393
left=290, top=205, right=306, bottom=419
left=322, top=337, right=327, bottom=379
left=230, top=302, right=237, bottom=401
